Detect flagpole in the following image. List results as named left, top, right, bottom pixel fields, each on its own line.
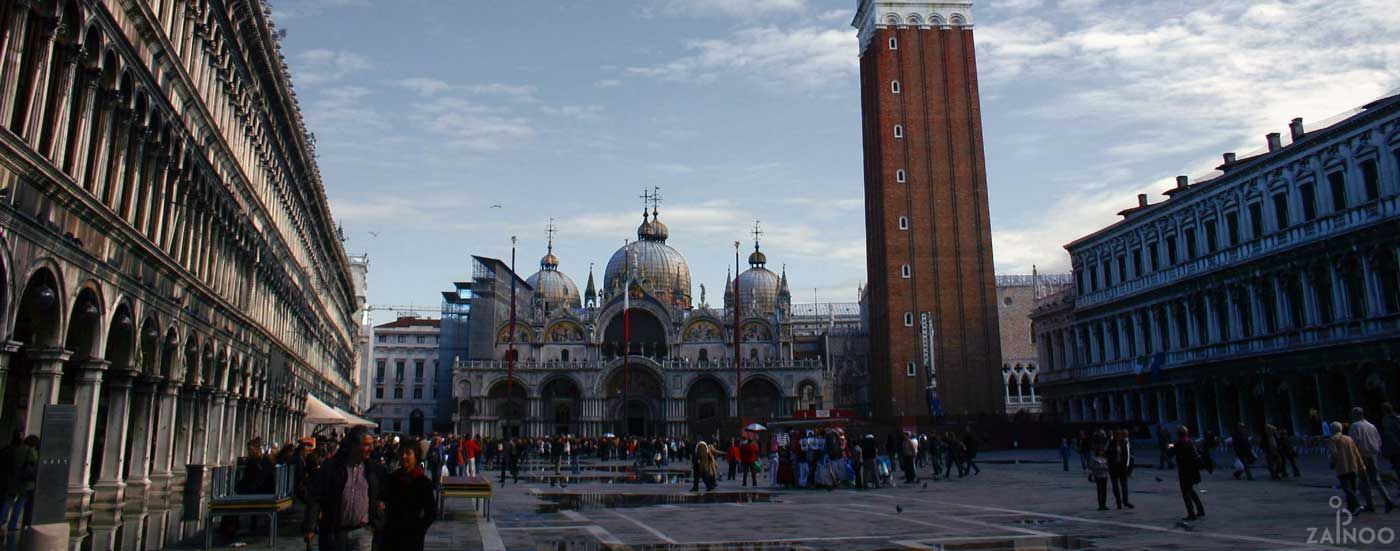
left=623, top=238, right=631, bottom=438
left=734, top=240, right=742, bottom=426
left=507, top=235, right=517, bottom=437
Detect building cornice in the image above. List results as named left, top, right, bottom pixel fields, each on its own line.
left=852, top=0, right=974, bottom=54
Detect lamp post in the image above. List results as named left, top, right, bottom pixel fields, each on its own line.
left=507, top=236, right=517, bottom=438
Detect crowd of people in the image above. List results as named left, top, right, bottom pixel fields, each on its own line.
left=1069, top=401, right=1400, bottom=521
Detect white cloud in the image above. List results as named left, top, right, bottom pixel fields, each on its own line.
left=411, top=96, right=536, bottom=153
left=541, top=104, right=605, bottom=120
left=392, top=77, right=450, bottom=96
left=653, top=0, right=807, bottom=18
left=627, top=25, right=857, bottom=93
left=983, top=0, right=1400, bottom=273
left=293, top=49, right=372, bottom=85
left=593, top=79, right=623, bottom=88
left=465, top=83, right=539, bottom=102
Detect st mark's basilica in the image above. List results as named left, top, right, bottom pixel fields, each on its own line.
left=451, top=199, right=831, bottom=438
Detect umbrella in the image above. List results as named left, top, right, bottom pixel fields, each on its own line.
left=745, top=423, right=767, bottom=431
left=603, top=432, right=616, bottom=438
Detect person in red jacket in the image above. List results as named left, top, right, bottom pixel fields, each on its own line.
left=740, top=438, right=761, bottom=487
left=464, top=436, right=482, bottom=477
left=726, top=439, right=742, bottom=481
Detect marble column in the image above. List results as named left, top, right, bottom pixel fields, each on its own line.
left=149, top=382, right=179, bottom=494
left=67, top=358, right=107, bottom=522
left=1287, top=379, right=1306, bottom=436
left=41, top=43, right=81, bottom=163
left=1193, top=386, right=1208, bottom=435
left=1155, top=389, right=1168, bottom=425
left=171, top=387, right=195, bottom=481
left=124, top=380, right=156, bottom=504
left=220, top=394, right=238, bottom=465
left=0, top=0, right=34, bottom=125
left=1236, top=384, right=1250, bottom=429
left=1213, top=381, right=1231, bottom=437
left=92, top=370, right=135, bottom=505
left=1174, top=385, right=1188, bottom=425
left=0, top=341, right=19, bottom=420
left=190, top=389, right=215, bottom=467
left=17, top=14, right=57, bottom=143
left=25, top=348, right=69, bottom=437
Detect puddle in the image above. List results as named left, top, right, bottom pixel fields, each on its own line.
left=534, top=535, right=1092, bottom=551
left=526, top=473, right=693, bottom=485
left=981, top=459, right=1060, bottom=465
left=533, top=491, right=776, bottom=512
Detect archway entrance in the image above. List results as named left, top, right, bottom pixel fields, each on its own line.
left=487, top=380, right=527, bottom=438
left=541, top=377, right=581, bottom=435
left=604, top=365, right=663, bottom=437
left=5, top=269, right=64, bottom=438
left=740, top=378, right=783, bottom=420
left=603, top=308, right=668, bottom=359
left=687, top=377, right=728, bottom=438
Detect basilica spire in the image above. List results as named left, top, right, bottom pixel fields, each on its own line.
left=585, top=262, right=597, bottom=308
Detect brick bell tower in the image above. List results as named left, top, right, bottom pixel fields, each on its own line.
left=853, top=1, right=1003, bottom=423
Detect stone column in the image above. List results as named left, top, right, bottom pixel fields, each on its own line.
left=1193, top=386, right=1208, bottom=434
left=1360, top=253, right=1382, bottom=319
left=1299, top=270, right=1320, bottom=326
left=1155, top=389, right=1168, bottom=425
left=96, top=106, right=132, bottom=206
left=124, top=380, right=156, bottom=503
left=1272, top=276, right=1292, bottom=330
left=1213, top=381, right=1231, bottom=436
left=1287, top=379, right=1306, bottom=436
left=1138, top=390, right=1150, bottom=421
left=190, top=388, right=214, bottom=467
left=41, top=43, right=81, bottom=163
left=1314, top=373, right=1331, bottom=425
left=220, top=394, right=238, bottom=465
left=92, top=370, right=135, bottom=504
left=0, top=0, right=34, bottom=125
left=18, top=14, right=58, bottom=143
left=1236, top=384, right=1250, bottom=429
left=149, top=382, right=179, bottom=493
left=67, top=358, right=107, bottom=521
left=1173, top=385, right=1188, bottom=425
left=65, top=69, right=100, bottom=180
left=1164, top=306, right=1180, bottom=350
left=1204, top=297, right=1221, bottom=344
left=0, top=341, right=19, bottom=418
left=25, top=348, right=69, bottom=437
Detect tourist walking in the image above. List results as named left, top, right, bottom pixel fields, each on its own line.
left=861, top=434, right=880, bottom=488
left=1347, top=407, right=1395, bottom=513
left=695, top=441, right=719, bottom=491
left=1088, top=448, right=1110, bottom=511
left=1059, top=438, right=1072, bottom=472
left=1382, top=402, right=1400, bottom=482
left=1169, top=426, right=1205, bottom=521
left=1106, top=429, right=1134, bottom=509
left=740, top=438, right=760, bottom=487
left=901, top=432, right=919, bottom=484
left=382, top=439, right=437, bottom=551
left=310, top=427, right=383, bottom=551
left=1231, top=423, right=1256, bottom=481
left=1201, top=430, right=1219, bottom=474
left=464, top=435, right=481, bottom=477
left=726, top=439, right=741, bottom=481
left=962, top=429, right=981, bottom=475
left=1328, top=421, right=1366, bottom=516
left=1277, top=429, right=1301, bottom=478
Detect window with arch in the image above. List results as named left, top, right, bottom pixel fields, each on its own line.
left=889, top=37, right=898, bottom=50
left=560, top=349, right=570, bottom=362
left=697, top=349, right=709, bottom=363
left=894, top=124, right=904, bottom=138
left=901, top=264, right=911, bottom=278
left=899, top=216, right=909, bottom=230
left=891, top=80, right=901, bottom=94
left=904, top=312, right=914, bottom=326
left=896, top=169, right=907, bottom=182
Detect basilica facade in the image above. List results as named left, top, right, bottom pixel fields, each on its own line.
left=451, top=208, right=828, bottom=438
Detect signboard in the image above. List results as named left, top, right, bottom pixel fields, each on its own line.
left=33, top=404, right=75, bottom=524
left=792, top=408, right=857, bottom=420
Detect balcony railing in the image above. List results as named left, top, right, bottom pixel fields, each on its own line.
left=1075, top=195, right=1399, bottom=310
left=1039, top=314, right=1400, bottom=384
left=454, top=356, right=824, bottom=372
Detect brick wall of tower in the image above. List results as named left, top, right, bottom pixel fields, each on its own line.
left=860, top=25, right=1004, bottom=422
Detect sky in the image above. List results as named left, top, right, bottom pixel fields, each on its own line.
left=270, top=0, right=1400, bottom=317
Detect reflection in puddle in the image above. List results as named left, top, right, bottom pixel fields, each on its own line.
left=526, top=473, right=693, bottom=485
left=533, top=535, right=1093, bottom=551
left=534, top=491, right=776, bottom=512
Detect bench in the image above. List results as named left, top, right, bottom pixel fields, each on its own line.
left=439, top=475, right=493, bottom=521
left=205, top=464, right=295, bottom=549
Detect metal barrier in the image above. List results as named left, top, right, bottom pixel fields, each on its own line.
left=204, top=464, right=295, bottom=549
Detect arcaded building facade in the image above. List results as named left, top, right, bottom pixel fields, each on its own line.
left=452, top=207, right=827, bottom=438
left=0, top=0, right=357, bottom=534
left=854, top=0, right=1004, bottom=422
left=1036, top=92, right=1400, bottom=437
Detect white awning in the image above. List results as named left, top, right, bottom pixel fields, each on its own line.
left=333, top=407, right=379, bottom=428
left=304, top=394, right=349, bottom=426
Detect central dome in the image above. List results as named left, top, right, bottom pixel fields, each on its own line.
left=603, top=213, right=692, bottom=308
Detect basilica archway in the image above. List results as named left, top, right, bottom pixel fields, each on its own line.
left=740, top=377, right=784, bottom=419
left=486, top=379, right=528, bottom=438
left=603, top=365, right=664, bottom=437
left=3, top=267, right=64, bottom=440
left=686, top=377, right=728, bottom=438
left=602, top=308, right=668, bottom=359
left=541, top=376, right=582, bottom=435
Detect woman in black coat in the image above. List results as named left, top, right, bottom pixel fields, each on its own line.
left=382, top=439, right=438, bottom=551
left=1169, top=426, right=1205, bottom=521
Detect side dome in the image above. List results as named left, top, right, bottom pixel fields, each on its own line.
left=734, top=243, right=779, bottom=313
left=528, top=251, right=581, bottom=310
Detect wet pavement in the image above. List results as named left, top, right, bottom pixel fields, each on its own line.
left=30, top=449, right=1400, bottom=549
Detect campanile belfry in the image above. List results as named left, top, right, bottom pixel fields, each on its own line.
left=853, top=1, right=1003, bottom=421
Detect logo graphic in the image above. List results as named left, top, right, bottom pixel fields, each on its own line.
left=1306, top=496, right=1395, bottom=545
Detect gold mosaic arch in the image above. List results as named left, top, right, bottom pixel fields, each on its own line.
left=496, top=324, right=533, bottom=345
left=740, top=320, right=773, bottom=342
left=544, top=320, right=585, bottom=343
left=682, top=319, right=723, bottom=342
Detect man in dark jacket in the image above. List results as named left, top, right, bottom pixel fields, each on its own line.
left=1105, top=429, right=1134, bottom=509
left=311, top=427, right=383, bottom=551
left=1231, top=423, right=1256, bottom=481
left=961, top=429, right=981, bottom=475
